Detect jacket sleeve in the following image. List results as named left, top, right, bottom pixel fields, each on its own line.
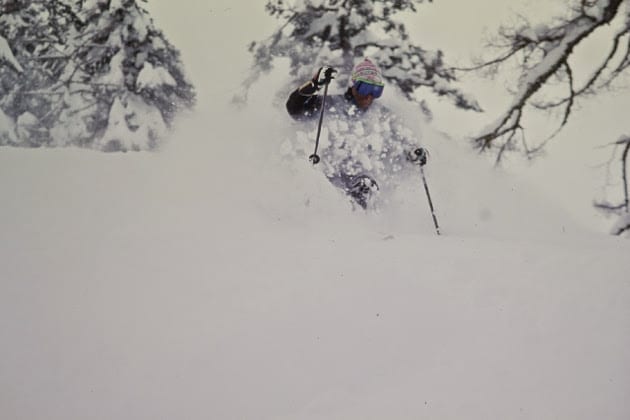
left=286, top=80, right=321, bottom=120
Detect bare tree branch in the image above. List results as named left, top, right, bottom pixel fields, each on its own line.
left=452, top=46, right=527, bottom=72
left=469, top=0, right=625, bottom=162
left=611, top=220, right=630, bottom=235
left=620, top=136, right=630, bottom=212
left=535, top=27, right=629, bottom=110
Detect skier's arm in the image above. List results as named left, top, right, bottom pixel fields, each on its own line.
left=286, top=66, right=337, bottom=120
left=286, top=80, right=321, bottom=119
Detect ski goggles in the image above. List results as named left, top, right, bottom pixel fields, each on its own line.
left=353, top=80, right=384, bottom=98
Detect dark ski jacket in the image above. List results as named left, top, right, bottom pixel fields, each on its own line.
left=286, top=81, right=365, bottom=121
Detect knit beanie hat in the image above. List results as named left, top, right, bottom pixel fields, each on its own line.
left=351, top=58, right=384, bottom=86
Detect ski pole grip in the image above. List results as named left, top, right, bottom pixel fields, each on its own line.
left=413, top=148, right=427, bottom=166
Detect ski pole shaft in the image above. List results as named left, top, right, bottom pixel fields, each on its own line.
left=420, top=165, right=441, bottom=235
left=408, top=148, right=441, bottom=235
left=309, top=82, right=329, bottom=165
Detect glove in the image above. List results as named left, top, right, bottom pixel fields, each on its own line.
left=297, top=66, right=337, bottom=96
left=416, top=148, right=427, bottom=166
left=407, top=147, right=428, bottom=166
left=312, top=66, right=337, bottom=88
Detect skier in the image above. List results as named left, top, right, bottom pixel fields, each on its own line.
left=285, top=58, right=426, bottom=209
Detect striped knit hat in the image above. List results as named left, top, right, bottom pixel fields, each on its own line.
left=351, top=58, right=384, bottom=86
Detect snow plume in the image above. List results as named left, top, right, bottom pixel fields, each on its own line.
left=214, top=62, right=581, bottom=238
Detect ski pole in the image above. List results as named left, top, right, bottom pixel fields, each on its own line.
left=410, top=148, right=441, bottom=235
left=309, top=81, right=330, bottom=165
left=419, top=164, right=441, bottom=235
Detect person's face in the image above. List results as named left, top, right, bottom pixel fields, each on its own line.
left=351, top=86, right=375, bottom=110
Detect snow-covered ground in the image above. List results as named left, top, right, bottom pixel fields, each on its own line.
left=1, top=1, right=629, bottom=419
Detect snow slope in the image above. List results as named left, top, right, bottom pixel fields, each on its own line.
left=1, top=2, right=629, bottom=420
left=1, top=133, right=629, bottom=420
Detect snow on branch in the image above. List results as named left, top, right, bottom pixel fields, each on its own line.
left=0, top=35, right=23, bottom=73
left=470, top=0, right=626, bottom=163
left=367, top=44, right=482, bottom=111
left=0, top=0, right=194, bottom=151
left=244, top=0, right=475, bottom=111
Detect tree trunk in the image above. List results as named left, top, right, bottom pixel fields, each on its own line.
left=622, top=139, right=630, bottom=213
left=338, top=4, right=353, bottom=79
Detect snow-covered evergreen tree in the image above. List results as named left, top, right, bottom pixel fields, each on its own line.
left=0, top=0, right=195, bottom=151
left=243, top=0, right=480, bottom=113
